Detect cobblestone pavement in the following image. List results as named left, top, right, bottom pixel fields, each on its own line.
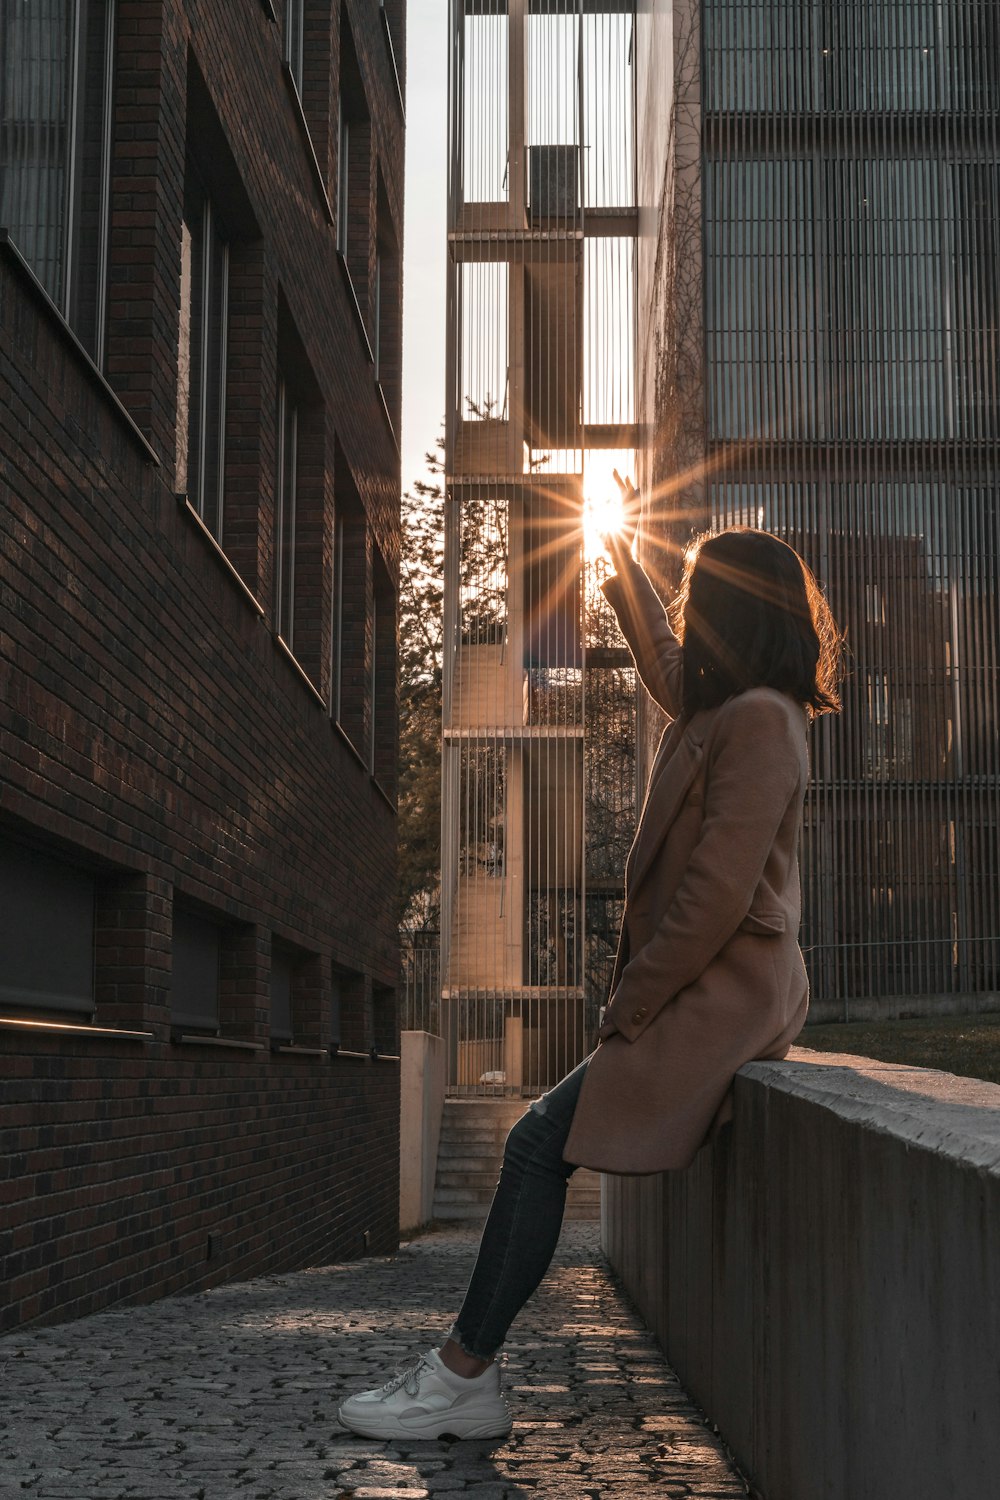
left=1, top=1225, right=747, bottom=1500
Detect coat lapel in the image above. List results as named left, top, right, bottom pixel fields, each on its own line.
left=626, top=713, right=708, bottom=896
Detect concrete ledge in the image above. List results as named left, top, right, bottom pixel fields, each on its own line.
left=601, top=1047, right=1000, bottom=1500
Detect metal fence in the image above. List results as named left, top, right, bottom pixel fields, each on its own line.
left=400, top=929, right=441, bottom=1038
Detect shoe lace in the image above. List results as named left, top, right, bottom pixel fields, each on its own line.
left=379, top=1355, right=433, bottom=1400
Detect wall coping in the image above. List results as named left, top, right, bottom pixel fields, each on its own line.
left=741, top=1046, right=1000, bottom=1174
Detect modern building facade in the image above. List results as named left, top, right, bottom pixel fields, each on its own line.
left=638, top=0, right=999, bottom=1019
left=441, top=0, right=638, bottom=1093
left=1, top=0, right=405, bottom=1331
left=437, top=0, right=1000, bottom=1076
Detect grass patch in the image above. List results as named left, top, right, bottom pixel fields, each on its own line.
left=798, top=1012, right=1000, bottom=1086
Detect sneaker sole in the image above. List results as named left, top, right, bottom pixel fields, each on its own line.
left=337, top=1404, right=512, bottom=1442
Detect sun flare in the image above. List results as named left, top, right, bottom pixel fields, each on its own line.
left=581, top=451, right=634, bottom=560
left=582, top=490, right=626, bottom=560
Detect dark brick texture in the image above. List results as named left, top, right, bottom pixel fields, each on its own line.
left=0, top=0, right=405, bottom=1334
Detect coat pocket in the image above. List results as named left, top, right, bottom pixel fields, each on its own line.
left=737, top=909, right=787, bottom=936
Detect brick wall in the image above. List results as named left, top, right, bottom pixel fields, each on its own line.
left=0, top=0, right=405, bottom=1333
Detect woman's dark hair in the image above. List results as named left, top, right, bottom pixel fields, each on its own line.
left=671, top=528, right=842, bottom=718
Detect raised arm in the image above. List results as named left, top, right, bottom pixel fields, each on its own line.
left=600, top=472, right=684, bottom=720
left=601, top=555, right=684, bottom=721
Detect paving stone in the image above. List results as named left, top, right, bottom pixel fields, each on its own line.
left=0, top=1226, right=746, bottom=1497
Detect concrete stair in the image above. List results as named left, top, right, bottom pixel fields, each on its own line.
left=432, top=1097, right=601, bottom=1224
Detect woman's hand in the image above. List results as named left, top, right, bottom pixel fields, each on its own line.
left=603, top=469, right=640, bottom=574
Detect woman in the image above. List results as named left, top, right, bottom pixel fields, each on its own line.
left=339, top=480, right=841, bottom=1441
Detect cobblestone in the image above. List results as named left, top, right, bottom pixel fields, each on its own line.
left=0, top=1226, right=747, bottom=1498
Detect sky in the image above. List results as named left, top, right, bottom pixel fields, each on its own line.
left=400, top=0, right=449, bottom=499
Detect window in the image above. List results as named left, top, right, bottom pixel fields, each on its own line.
left=370, top=576, right=378, bottom=770
left=372, top=550, right=396, bottom=791
left=284, top=0, right=304, bottom=94
left=704, top=155, right=997, bottom=444
left=336, top=102, right=350, bottom=258
left=275, top=378, right=299, bottom=650
left=333, top=965, right=366, bottom=1053
left=275, top=307, right=325, bottom=683
left=865, top=583, right=886, bottom=626
left=374, top=176, right=401, bottom=424
left=332, top=508, right=345, bottom=723
left=177, top=178, right=229, bottom=538
left=0, top=0, right=115, bottom=361
left=380, top=0, right=404, bottom=105
left=0, top=839, right=95, bottom=1017
left=332, top=450, right=367, bottom=745
left=270, top=944, right=295, bottom=1044
left=337, top=14, right=371, bottom=304
left=282, top=0, right=333, bottom=171
left=330, top=967, right=342, bottom=1049
left=372, top=253, right=382, bottom=380
left=372, top=982, right=397, bottom=1056
left=171, top=907, right=221, bottom=1032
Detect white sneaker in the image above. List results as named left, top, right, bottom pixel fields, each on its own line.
left=338, top=1348, right=513, bottom=1441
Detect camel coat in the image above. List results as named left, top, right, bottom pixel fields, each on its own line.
left=563, top=557, right=811, bottom=1175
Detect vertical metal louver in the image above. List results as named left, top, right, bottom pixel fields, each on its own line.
left=442, top=0, right=639, bottom=1094
left=702, top=0, right=1000, bottom=1017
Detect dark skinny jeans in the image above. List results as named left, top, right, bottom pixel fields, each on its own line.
left=449, top=1055, right=590, bottom=1361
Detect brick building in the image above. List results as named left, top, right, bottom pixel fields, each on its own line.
left=0, top=0, right=406, bottom=1332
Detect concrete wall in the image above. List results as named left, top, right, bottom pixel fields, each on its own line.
left=400, top=1032, right=447, bottom=1233
left=602, top=1048, right=1000, bottom=1500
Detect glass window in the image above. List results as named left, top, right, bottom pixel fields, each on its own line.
left=0, top=0, right=114, bottom=360
left=704, top=156, right=984, bottom=443
left=369, top=581, right=378, bottom=771
left=372, top=251, right=382, bottom=383
left=270, top=944, right=294, bottom=1043
left=372, top=982, right=396, bottom=1056
left=331, top=965, right=365, bottom=1052
left=177, top=182, right=229, bottom=538
left=330, top=968, right=342, bottom=1049
left=275, top=378, right=299, bottom=651
left=371, top=552, right=396, bottom=788
left=380, top=0, right=404, bottom=101
left=0, top=840, right=95, bottom=1016
left=331, top=509, right=345, bottom=722
left=284, top=0, right=304, bottom=94
left=331, top=465, right=366, bottom=746
left=373, top=179, right=401, bottom=421
left=171, top=907, right=221, bottom=1032
left=336, top=103, right=349, bottom=257
left=337, top=14, right=370, bottom=294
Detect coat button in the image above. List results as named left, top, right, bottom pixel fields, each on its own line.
left=632, top=1007, right=648, bottom=1023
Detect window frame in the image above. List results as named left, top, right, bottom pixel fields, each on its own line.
left=330, top=462, right=367, bottom=753
left=283, top=0, right=305, bottom=95
left=177, top=180, right=230, bottom=540
left=274, top=376, right=300, bottom=652
left=372, top=249, right=382, bottom=384
left=371, top=547, right=397, bottom=794
left=171, top=905, right=223, bottom=1034
left=0, top=837, right=97, bottom=1019
left=0, top=0, right=116, bottom=363
left=336, top=12, right=371, bottom=310
left=336, top=100, right=350, bottom=259
left=270, top=942, right=296, bottom=1045
left=331, top=508, right=345, bottom=724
